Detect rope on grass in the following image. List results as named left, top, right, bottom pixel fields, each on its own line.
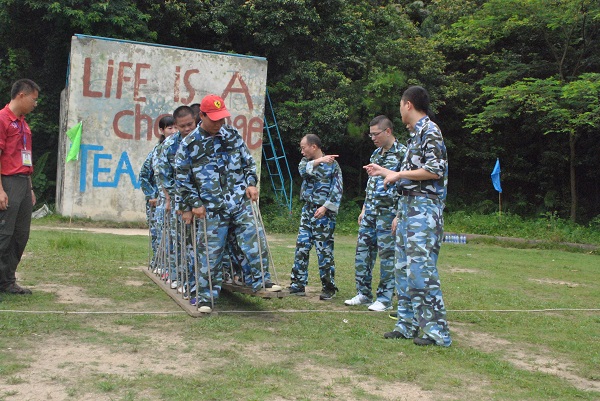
left=0, top=309, right=187, bottom=315
left=0, top=308, right=598, bottom=315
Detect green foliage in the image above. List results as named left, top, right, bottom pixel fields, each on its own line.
left=259, top=198, right=600, bottom=247
left=445, top=210, right=600, bottom=247
left=0, top=0, right=599, bottom=224
left=31, top=151, right=55, bottom=204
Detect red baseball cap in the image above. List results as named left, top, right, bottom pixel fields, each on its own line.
left=200, top=94, right=231, bottom=121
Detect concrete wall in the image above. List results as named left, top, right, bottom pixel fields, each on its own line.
left=57, top=35, right=267, bottom=221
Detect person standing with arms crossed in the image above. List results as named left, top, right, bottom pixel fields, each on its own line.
left=345, top=116, right=405, bottom=311
left=289, top=134, right=343, bottom=301
left=365, top=86, right=451, bottom=346
left=0, top=79, right=39, bottom=296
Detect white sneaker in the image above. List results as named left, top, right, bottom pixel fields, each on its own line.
left=170, top=281, right=178, bottom=289
left=344, top=294, right=371, bottom=306
left=198, top=305, right=212, bottom=313
left=368, top=300, right=392, bottom=311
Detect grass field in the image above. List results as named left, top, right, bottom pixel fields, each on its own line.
left=0, top=228, right=598, bottom=400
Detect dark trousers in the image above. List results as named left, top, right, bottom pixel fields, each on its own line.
left=0, top=175, right=32, bottom=289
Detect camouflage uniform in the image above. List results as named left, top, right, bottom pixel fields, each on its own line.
left=157, top=132, right=188, bottom=284
left=393, top=116, right=451, bottom=347
left=175, top=124, right=273, bottom=305
left=290, top=156, right=343, bottom=293
left=354, top=141, right=406, bottom=306
left=139, top=145, right=161, bottom=270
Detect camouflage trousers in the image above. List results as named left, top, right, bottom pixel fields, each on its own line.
left=194, top=199, right=272, bottom=303
left=145, top=201, right=161, bottom=270
left=222, top=228, right=252, bottom=286
left=393, top=196, right=452, bottom=347
left=165, top=199, right=194, bottom=284
left=353, top=210, right=396, bottom=306
left=290, top=203, right=337, bottom=291
left=151, top=196, right=169, bottom=271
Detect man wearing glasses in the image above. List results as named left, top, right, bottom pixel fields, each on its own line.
left=0, top=79, right=40, bottom=296
left=345, top=115, right=406, bottom=311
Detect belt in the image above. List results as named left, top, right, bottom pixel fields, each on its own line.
left=1, top=174, right=30, bottom=178
left=400, top=190, right=439, bottom=200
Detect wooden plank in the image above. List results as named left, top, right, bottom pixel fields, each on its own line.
left=221, top=282, right=290, bottom=298
left=142, top=268, right=214, bottom=317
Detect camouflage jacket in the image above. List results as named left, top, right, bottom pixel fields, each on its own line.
left=299, top=156, right=343, bottom=213
left=364, top=140, right=406, bottom=213
left=175, top=124, right=258, bottom=213
left=152, top=140, right=168, bottom=198
left=397, top=116, right=448, bottom=200
left=157, top=131, right=189, bottom=198
left=139, top=143, right=161, bottom=200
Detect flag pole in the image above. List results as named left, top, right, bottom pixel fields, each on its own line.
left=498, top=192, right=502, bottom=220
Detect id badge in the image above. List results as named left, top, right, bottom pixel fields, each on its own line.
left=21, top=150, right=32, bottom=166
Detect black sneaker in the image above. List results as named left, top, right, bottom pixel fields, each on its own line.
left=1, top=283, right=32, bottom=295
left=388, top=312, right=398, bottom=320
left=319, top=289, right=337, bottom=301
left=413, top=336, right=436, bottom=346
left=263, top=281, right=282, bottom=292
left=289, top=286, right=306, bottom=296
left=384, top=330, right=411, bottom=339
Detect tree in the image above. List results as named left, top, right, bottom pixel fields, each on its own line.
left=439, top=0, right=600, bottom=221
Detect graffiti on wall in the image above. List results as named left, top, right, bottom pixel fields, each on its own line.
left=58, top=35, right=268, bottom=220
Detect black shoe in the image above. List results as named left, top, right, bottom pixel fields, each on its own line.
left=384, top=330, right=411, bottom=339
left=319, top=288, right=337, bottom=301
left=413, top=336, right=436, bottom=346
left=263, top=281, right=282, bottom=292
left=288, top=286, right=306, bottom=296
left=1, top=283, right=32, bottom=295
left=388, top=312, right=398, bottom=320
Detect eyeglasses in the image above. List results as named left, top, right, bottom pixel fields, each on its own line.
left=368, top=128, right=387, bottom=138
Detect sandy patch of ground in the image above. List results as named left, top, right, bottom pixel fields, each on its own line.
left=446, top=267, right=480, bottom=274
left=453, top=323, right=599, bottom=392
left=296, top=365, right=451, bottom=401
left=528, top=278, right=582, bottom=287
left=0, top=326, right=451, bottom=401
left=33, top=283, right=112, bottom=306
left=33, top=226, right=148, bottom=236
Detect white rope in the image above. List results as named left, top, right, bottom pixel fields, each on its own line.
left=180, top=216, right=188, bottom=299
left=0, top=310, right=187, bottom=315
left=147, top=204, right=154, bottom=269
left=250, top=201, right=266, bottom=290
left=203, top=216, right=214, bottom=309
left=254, top=200, right=279, bottom=284
left=0, top=308, right=597, bottom=315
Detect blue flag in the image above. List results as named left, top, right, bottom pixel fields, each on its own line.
left=491, top=158, right=502, bottom=193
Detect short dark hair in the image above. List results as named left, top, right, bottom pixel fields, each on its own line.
left=190, top=103, right=201, bottom=124
left=369, top=115, right=393, bottom=131
left=303, top=134, right=322, bottom=149
left=173, top=105, right=194, bottom=121
left=401, top=86, right=431, bottom=115
left=159, top=115, right=175, bottom=130
left=11, top=79, right=40, bottom=99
